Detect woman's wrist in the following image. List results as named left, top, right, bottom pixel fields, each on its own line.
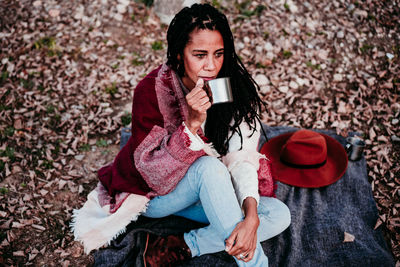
left=244, top=212, right=259, bottom=224
left=242, top=197, right=259, bottom=224
left=185, top=120, right=200, bottom=135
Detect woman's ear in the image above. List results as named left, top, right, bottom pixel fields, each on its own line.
left=177, top=54, right=181, bottom=61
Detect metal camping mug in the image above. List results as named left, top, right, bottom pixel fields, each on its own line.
left=346, top=137, right=366, bottom=161
left=204, top=77, right=233, bottom=105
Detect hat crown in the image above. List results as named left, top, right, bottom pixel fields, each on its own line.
left=280, top=130, right=327, bottom=166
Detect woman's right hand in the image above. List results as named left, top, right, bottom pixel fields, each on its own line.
left=185, top=78, right=211, bottom=134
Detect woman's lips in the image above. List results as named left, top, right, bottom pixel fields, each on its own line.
left=200, top=77, right=215, bottom=82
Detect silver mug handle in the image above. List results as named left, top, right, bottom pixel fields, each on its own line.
left=345, top=143, right=352, bottom=153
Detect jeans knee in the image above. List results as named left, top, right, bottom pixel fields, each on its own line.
left=192, top=156, right=230, bottom=183
left=276, top=200, right=291, bottom=230
left=260, top=197, right=291, bottom=230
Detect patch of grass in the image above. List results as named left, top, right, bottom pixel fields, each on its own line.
left=1, top=147, right=15, bottom=162
left=20, top=182, right=27, bottom=188
left=131, top=52, right=144, bottom=66
left=367, top=14, right=376, bottom=21
left=37, top=84, right=45, bottom=92
left=34, top=169, right=44, bottom=177
left=47, top=49, right=62, bottom=58
left=0, top=71, right=8, bottom=85
left=96, top=139, right=108, bottom=147
left=0, top=104, right=10, bottom=112
left=151, top=41, right=163, bottom=51
left=4, top=127, right=15, bottom=137
left=111, top=63, right=119, bottom=69
left=46, top=105, right=56, bottom=114
left=282, top=50, right=293, bottom=59
left=235, top=1, right=266, bottom=17
left=52, top=139, right=62, bottom=156
left=131, top=14, right=135, bottom=21
left=34, top=36, right=56, bottom=50
left=20, top=78, right=35, bottom=89
left=360, top=43, right=374, bottom=54
left=48, top=113, right=61, bottom=129
left=284, top=3, right=290, bottom=11
left=136, top=0, right=153, bottom=7
left=105, top=82, right=118, bottom=95
left=34, top=36, right=62, bottom=57
left=256, top=62, right=267, bottom=68
left=101, top=149, right=111, bottom=155
left=263, top=32, right=270, bottom=39
left=0, top=187, right=8, bottom=195
left=254, top=5, right=266, bottom=16
left=121, top=111, right=132, bottom=126
left=79, top=143, right=91, bottom=152
left=132, top=57, right=144, bottom=66
left=41, top=160, right=54, bottom=169
left=306, top=61, right=321, bottom=70
left=241, top=9, right=254, bottom=17
left=235, top=0, right=248, bottom=11
left=0, top=104, right=7, bottom=112
left=212, top=0, right=221, bottom=9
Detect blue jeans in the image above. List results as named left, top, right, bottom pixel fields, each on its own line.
left=143, top=156, right=291, bottom=266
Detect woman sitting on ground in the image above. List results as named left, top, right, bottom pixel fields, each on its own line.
left=73, top=3, right=291, bottom=266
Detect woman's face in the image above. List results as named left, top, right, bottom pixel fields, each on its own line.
left=181, top=29, right=224, bottom=90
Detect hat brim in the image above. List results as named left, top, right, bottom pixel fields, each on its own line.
left=260, top=131, right=348, bottom=188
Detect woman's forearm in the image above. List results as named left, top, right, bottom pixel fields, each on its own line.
left=242, top=197, right=259, bottom=223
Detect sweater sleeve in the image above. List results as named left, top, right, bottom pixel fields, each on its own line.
left=222, top=120, right=265, bottom=207
left=131, top=72, right=206, bottom=196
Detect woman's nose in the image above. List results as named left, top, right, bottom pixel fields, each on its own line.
left=204, top=56, right=216, bottom=71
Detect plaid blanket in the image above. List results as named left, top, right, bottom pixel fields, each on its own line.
left=93, top=126, right=395, bottom=267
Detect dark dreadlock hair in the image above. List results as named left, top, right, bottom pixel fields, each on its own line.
left=167, top=3, right=266, bottom=156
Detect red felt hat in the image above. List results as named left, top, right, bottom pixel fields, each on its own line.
left=260, top=129, right=348, bottom=188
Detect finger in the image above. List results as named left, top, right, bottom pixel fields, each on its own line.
left=196, top=94, right=211, bottom=105
left=187, top=94, right=209, bottom=108
left=228, top=240, right=245, bottom=256
left=243, top=238, right=257, bottom=262
left=235, top=251, right=249, bottom=261
left=244, top=250, right=255, bottom=262
left=187, top=89, right=209, bottom=104
left=225, top=233, right=237, bottom=253
left=188, top=85, right=207, bottom=96
left=190, top=97, right=211, bottom=111
left=195, top=77, right=204, bottom=89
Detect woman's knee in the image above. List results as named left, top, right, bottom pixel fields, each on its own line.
left=260, top=197, right=291, bottom=229
left=278, top=201, right=291, bottom=229
left=186, top=156, right=232, bottom=190
left=191, top=156, right=230, bottom=181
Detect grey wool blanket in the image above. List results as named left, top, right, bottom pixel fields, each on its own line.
left=93, top=126, right=395, bottom=267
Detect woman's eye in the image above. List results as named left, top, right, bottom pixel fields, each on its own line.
left=195, top=54, right=206, bottom=58
left=216, top=52, right=224, bottom=58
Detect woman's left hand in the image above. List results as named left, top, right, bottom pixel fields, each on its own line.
left=225, top=197, right=259, bottom=262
